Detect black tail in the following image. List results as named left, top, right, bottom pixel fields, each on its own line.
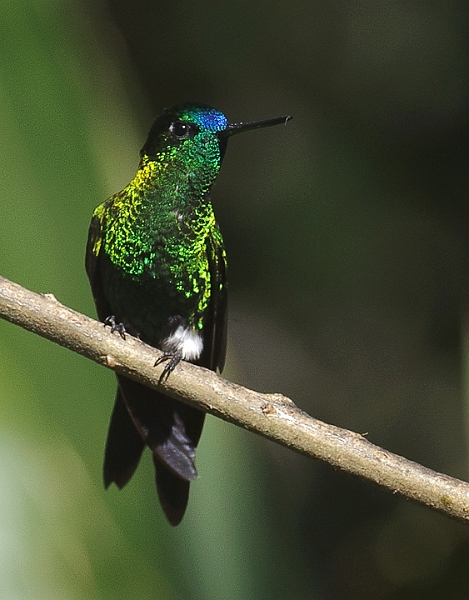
left=103, top=375, right=205, bottom=525
left=103, top=388, right=145, bottom=489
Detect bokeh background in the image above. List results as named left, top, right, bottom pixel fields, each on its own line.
left=1, top=1, right=469, bottom=598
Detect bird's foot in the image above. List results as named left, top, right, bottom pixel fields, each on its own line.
left=155, top=351, right=182, bottom=381
left=104, top=315, right=126, bottom=339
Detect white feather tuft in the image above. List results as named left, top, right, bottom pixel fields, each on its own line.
left=161, top=325, right=204, bottom=361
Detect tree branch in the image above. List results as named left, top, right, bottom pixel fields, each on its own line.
left=1, top=274, right=468, bottom=523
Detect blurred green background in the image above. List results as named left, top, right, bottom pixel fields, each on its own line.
left=1, top=1, right=469, bottom=598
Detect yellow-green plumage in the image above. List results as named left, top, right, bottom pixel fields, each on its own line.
left=86, top=102, right=291, bottom=525
left=89, top=159, right=226, bottom=334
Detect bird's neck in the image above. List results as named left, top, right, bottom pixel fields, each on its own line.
left=135, top=153, right=222, bottom=199
left=102, top=156, right=220, bottom=279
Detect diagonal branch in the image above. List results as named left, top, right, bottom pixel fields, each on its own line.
left=1, top=274, right=469, bottom=523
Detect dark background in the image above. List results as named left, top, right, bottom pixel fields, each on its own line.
left=1, top=1, right=469, bottom=598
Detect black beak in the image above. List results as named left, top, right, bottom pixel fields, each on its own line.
left=219, top=114, right=292, bottom=138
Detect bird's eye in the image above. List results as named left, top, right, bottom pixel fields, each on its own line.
left=169, top=121, right=196, bottom=139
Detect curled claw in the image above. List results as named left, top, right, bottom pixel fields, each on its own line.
left=155, top=351, right=182, bottom=382
left=104, top=315, right=126, bottom=340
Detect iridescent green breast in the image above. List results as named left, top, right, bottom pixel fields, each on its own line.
left=90, top=162, right=225, bottom=344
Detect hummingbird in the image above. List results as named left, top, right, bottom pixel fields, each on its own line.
left=85, top=102, right=291, bottom=525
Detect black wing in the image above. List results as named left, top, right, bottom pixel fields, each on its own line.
left=85, top=213, right=113, bottom=321
left=201, top=231, right=228, bottom=372
left=85, top=212, right=146, bottom=506
left=85, top=210, right=225, bottom=525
